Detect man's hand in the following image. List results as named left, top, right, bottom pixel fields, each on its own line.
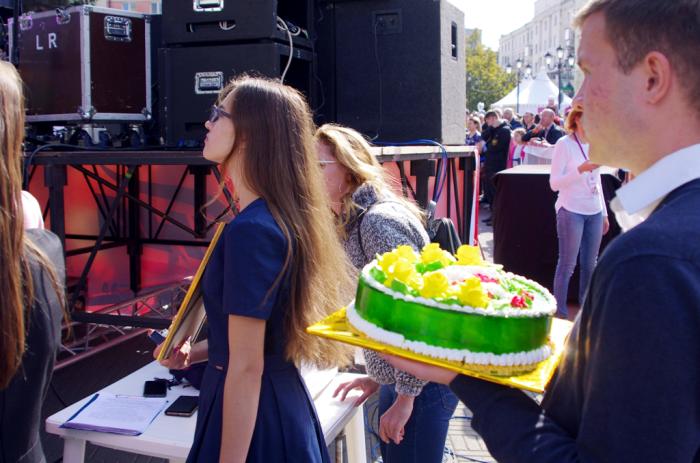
left=603, top=216, right=610, bottom=235
left=379, top=394, right=414, bottom=445
left=332, top=376, right=380, bottom=407
left=530, top=139, right=552, bottom=148
left=381, top=354, right=458, bottom=385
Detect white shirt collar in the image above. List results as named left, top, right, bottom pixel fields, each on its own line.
left=610, top=143, right=700, bottom=231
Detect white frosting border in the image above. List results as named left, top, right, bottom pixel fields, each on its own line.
left=361, top=262, right=557, bottom=318
left=347, top=303, right=552, bottom=366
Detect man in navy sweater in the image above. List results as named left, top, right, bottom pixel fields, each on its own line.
left=385, top=0, right=700, bottom=461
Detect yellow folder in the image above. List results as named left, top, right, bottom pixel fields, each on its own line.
left=157, top=222, right=225, bottom=361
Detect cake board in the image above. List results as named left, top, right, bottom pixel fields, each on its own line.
left=307, top=308, right=573, bottom=394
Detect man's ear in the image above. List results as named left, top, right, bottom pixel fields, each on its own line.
left=642, top=51, right=672, bottom=105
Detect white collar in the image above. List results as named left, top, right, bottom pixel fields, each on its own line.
left=610, top=143, right=700, bottom=231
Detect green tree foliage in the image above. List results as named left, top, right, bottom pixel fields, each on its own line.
left=465, top=31, right=516, bottom=111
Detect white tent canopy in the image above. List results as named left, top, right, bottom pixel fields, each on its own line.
left=491, top=67, right=572, bottom=115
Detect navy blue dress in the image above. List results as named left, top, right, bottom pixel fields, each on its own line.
left=187, top=198, right=330, bottom=463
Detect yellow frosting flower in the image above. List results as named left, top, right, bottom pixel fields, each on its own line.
left=392, top=259, right=416, bottom=283
left=378, top=251, right=399, bottom=275
left=376, top=248, right=421, bottom=290
left=395, top=245, right=419, bottom=263
left=457, top=277, right=489, bottom=308
left=456, top=245, right=483, bottom=266
left=420, top=243, right=455, bottom=267
left=420, top=272, right=449, bottom=299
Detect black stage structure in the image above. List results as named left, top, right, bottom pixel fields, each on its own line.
left=29, top=148, right=476, bottom=353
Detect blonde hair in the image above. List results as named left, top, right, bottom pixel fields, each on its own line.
left=216, top=76, right=352, bottom=369
left=315, top=124, right=426, bottom=238
left=0, top=61, right=64, bottom=388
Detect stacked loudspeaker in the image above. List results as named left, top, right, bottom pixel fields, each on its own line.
left=315, top=0, right=465, bottom=144
left=159, top=0, right=314, bottom=147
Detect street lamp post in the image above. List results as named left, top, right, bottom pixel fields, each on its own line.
left=545, top=46, right=575, bottom=113
left=506, top=59, right=532, bottom=114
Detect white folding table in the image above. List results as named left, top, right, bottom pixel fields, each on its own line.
left=46, top=362, right=367, bottom=463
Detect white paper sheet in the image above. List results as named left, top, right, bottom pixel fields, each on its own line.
left=62, top=393, right=167, bottom=436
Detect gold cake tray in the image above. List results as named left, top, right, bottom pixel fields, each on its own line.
left=307, top=308, right=573, bottom=393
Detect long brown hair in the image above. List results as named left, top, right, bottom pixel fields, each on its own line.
left=217, top=75, right=352, bottom=369
left=0, top=61, right=64, bottom=389
left=315, top=123, right=426, bottom=238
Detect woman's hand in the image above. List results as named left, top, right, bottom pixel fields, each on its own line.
left=332, top=376, right=379, bottom=407
left=381, top=354, right=458, bottom=385
left=603, top=217, right=610, bottom=235
left=379, top=394, right=414, bottom=445
left=153, top=336, right=191, bottom=370
left=577, top=160, right=600, bottom=173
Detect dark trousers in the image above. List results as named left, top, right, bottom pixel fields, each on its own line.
left=483, top=153, right=508, bottom=208
left=379, top=382, right=459, bottom=463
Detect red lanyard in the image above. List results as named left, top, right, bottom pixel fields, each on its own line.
left=572, top=133, right=588, bottom=161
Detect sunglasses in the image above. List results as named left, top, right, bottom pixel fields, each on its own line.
left=208, top=105, right=232, bottom=123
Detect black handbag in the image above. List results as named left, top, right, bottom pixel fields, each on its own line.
left=424, top=142, right=462, bottom=254
left=427, top=215, right=461, bottom=254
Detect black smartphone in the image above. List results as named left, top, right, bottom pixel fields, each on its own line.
left=164, top=395, right=199, bottom=417
left=143, top=379, right=168, bottom=398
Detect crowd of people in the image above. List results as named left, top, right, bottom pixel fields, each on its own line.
left=465, top=104, right=568, bottom=226
left=1, top=0, right=699, bottom=462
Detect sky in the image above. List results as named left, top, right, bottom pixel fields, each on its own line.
left=452, top=0, right=536, bottom=50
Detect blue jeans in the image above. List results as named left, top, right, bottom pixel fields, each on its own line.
left=553, top=208, right=604, bottom=317
left=378, top=382, right=458, bottom=463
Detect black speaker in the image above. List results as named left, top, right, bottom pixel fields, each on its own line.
left=162, top=0, right=313, bottom=49
left=327, top=0, right=465, bottom=144
left=159, top=42, right=313, bottom=147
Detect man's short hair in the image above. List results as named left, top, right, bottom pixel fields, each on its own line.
left=575, top=0, right=700, bottom=115
left=484, top=111, right=499, bottom=120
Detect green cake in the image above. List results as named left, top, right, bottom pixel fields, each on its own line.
left=347, top=244, right=556, bottom=375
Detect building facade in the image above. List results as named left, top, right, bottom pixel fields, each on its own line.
left=498, top=0, right=587, bottom=100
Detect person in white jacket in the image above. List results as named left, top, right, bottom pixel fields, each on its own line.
left=549, top=107, right=609, bottom=318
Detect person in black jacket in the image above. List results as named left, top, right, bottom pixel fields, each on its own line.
left=382, top=0, right=700, bottom=461
left=0, top=61, right=65, bottom=463
left=480, top=111, right=511, bottom=225
left=522, top=108, right=565, bottom=146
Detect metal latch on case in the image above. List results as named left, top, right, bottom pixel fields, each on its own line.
left=194, top=0, right=224, bottom=12
left=195, top=72, right=224, bottom=94
left=104, top=16, right=132, bottom=42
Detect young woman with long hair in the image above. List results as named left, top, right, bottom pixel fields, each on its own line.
left=317, top=124, right=459, bottom=463
left=0, top=61, right=65, bottom=463
left=157, top=76, right=352, bottom=462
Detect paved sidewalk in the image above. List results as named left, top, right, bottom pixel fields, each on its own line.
left=442, top=205, right=496, bottom=462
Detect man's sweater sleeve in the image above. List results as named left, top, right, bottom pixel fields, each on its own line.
left=449, top=255, right=700, bottom=463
